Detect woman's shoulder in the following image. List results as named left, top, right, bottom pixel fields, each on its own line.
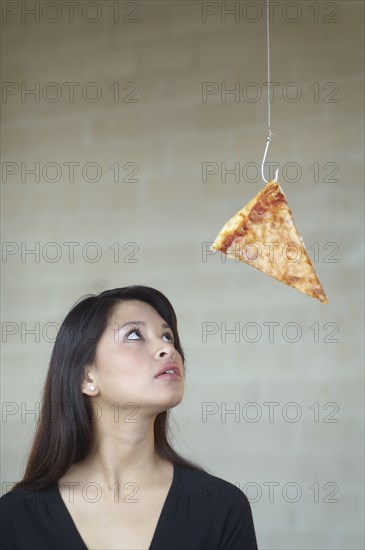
left=177, top=463, right=245, bottom=489
left=1, top=486, right=27, bottom=509
left=0, top=484, right=58, bottom=511
left=0, top=487, right=29, bottom=537
left=174, top=464, right=257, bottom=547
left=176, top=464, right=251, bottom=509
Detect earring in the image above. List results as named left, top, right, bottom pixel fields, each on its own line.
left=90, top=385, right=96, bottom=391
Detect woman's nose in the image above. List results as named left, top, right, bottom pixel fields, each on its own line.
left=156, top=342, right=175, bottom=359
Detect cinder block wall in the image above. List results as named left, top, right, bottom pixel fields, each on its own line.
left=1, top=1, right=364, bottom=548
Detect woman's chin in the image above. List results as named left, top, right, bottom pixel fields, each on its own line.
left=156, top=392, right=184, bottom=412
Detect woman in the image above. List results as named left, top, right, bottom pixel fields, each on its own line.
left=0, top=285, right=258, bottom=549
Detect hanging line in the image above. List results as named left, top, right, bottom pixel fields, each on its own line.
left=261, top=0, right=279, bottom=184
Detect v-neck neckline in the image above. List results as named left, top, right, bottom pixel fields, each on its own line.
left=52, top=462, right=179, bottom=550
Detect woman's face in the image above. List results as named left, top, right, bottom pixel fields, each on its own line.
left=84, top=300, right=184, bottom=416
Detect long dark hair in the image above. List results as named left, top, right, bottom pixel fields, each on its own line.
left=12, top=285, right=206, bottom=491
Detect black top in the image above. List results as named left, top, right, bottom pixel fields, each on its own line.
left=0, top=463, right=258, bottom=550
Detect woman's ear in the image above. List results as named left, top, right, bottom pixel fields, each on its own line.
left=81, top=369, right=99, bottom=396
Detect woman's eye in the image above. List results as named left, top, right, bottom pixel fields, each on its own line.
left=125, top=328, right=174, bottom=343
left=126, top=329, right=141, bottom=340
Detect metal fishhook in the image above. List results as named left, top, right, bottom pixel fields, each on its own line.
left=261, top=132, right=279, bottom=184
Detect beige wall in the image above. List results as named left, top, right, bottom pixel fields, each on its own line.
left=1, top=1, right=364, bottom=548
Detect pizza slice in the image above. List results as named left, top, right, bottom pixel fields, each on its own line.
left=211, top=181, right=329, bottom=304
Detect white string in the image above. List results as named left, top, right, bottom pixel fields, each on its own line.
left=266, top=0, right=272, bottom=135
left=261, top=0, right=278, bottom=184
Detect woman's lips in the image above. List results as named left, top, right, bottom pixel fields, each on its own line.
left=155, top=372, right=181, bottom=380
left=155, top=362, right=180, bottom=378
